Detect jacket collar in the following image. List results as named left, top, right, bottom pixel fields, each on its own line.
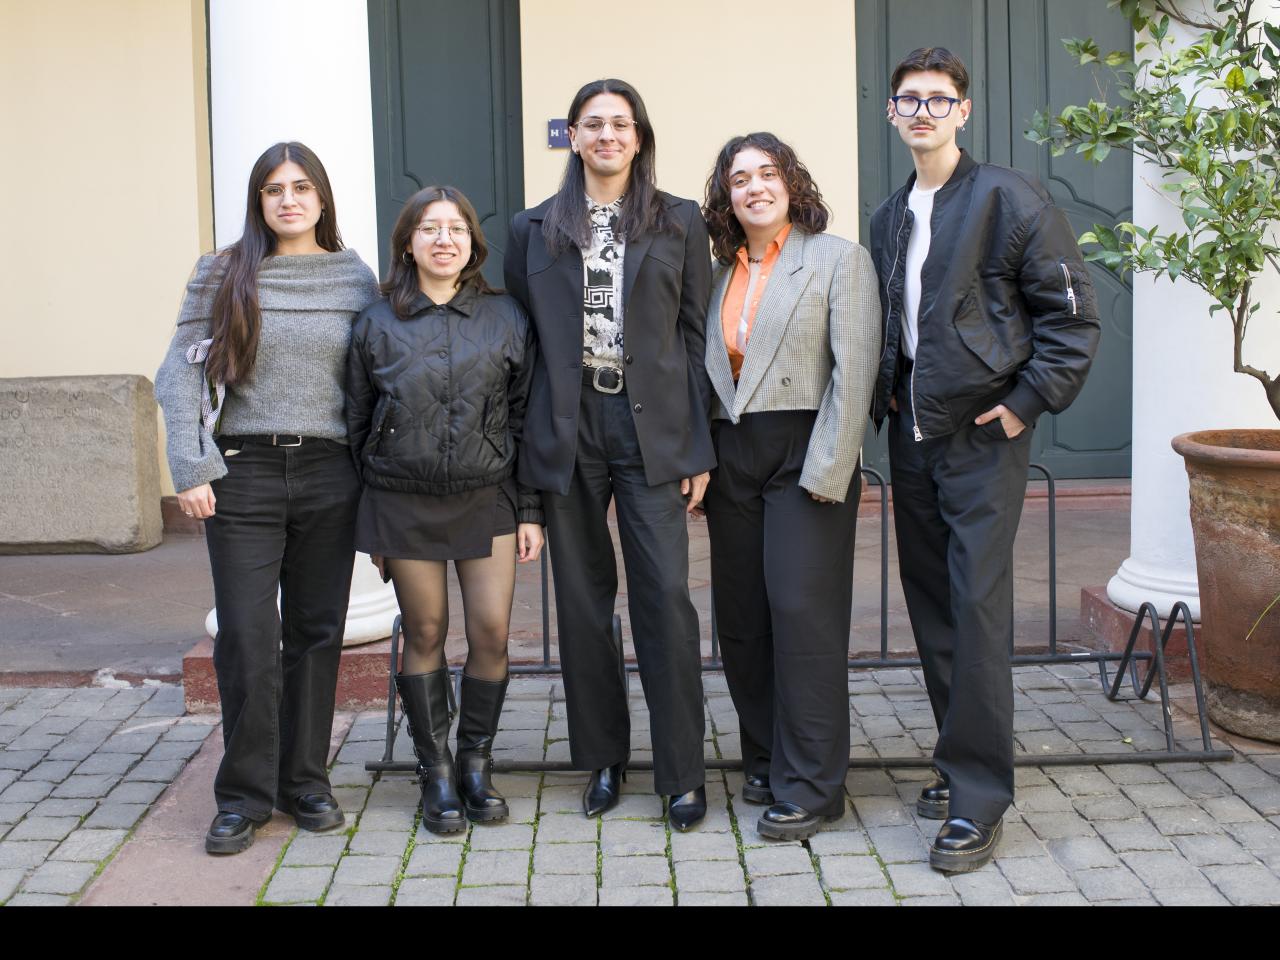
left=409, top=281, right=480, bottom=317
left=716, top=228, right=814, bottom=418
left=900, top=147, right=977, bottom=201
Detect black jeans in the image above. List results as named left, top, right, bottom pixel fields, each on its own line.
left=705, top=411, right=860, bottom=814
left=889, top=387, right=1032, bottom=825
left=542, top=389, right=706, bottom=796
left=204, top=436, right=359, bottom=820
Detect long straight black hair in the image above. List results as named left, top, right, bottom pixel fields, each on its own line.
left=206, top=142, right=343, bottom=385
left=541, top=78, right=671, bottom=255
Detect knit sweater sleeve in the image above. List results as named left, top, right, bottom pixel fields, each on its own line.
left=154, top=260, right=228, bottom=493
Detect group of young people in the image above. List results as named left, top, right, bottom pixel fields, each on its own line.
left=155, top=47, right=1099, bottom=876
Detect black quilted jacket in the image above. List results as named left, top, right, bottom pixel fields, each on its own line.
left=345, top=285, right=543, bottom=524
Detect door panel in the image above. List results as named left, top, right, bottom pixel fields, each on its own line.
left=367, top=0, right=523, bottom=289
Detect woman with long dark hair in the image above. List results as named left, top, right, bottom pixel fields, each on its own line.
left=701, top=133, right=881, bottom=840
left=506, top=79, right=714, bottom=831
left=346, top=186, right=543, bottom=833
left=155, top=142, right=378, bottom=854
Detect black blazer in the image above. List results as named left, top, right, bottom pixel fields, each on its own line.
left=505, top=192, right=715, bottom=495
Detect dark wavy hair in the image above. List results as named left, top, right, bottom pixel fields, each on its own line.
left=206, top=142, right=343, bottom=385
left=542, top=78, right=671, bottom=255
left=702, top=132, right=830, bottom=265
left=381, top=185, right=496, bottom=319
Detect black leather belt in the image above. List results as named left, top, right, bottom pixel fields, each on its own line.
left=583, top=365, right=624, bottom=395
left=223, top=434, right=307, bottom=447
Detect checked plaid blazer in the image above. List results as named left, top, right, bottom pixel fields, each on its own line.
left=705, top=228, right=882, bottom=502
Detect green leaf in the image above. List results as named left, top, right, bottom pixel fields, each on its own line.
left=1225, top=65, right=1247, bottom=92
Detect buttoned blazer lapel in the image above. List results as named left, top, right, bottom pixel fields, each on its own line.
left=704, top=263, right=737, bottom=419
left=732, top=229, right=812, bottom=417
left=621, top=233, right=655, bottom=312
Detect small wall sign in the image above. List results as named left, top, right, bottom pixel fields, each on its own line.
left=547, top=119, right=569, bottom=149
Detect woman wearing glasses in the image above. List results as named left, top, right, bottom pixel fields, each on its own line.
left=155, top=142, right=379, bottom=854
left=346, top=186, right=544, bottom=834
left=701, top=133, right=881, bottom=840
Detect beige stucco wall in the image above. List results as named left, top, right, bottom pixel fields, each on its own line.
left=0, top=0, right=212, bottom=494
left=519, top=0, right=860, bottom=241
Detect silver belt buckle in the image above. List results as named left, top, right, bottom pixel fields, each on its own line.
left=592, top=366, right=624, bottom=395
left=272, top=434, right=303, bottom=447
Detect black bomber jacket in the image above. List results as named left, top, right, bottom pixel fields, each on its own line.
left=345, top=284, right=543, bottom=525
left=869, top=150, right=1101, bottom=440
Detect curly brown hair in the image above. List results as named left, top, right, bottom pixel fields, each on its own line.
left=703, top=132, right=830, bottom=265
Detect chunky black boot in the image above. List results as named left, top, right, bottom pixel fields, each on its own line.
left=395, top=670, right=466, bottom=834
left=456, top=674, right=510, bottom=822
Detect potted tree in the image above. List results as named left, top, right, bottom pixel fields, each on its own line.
left=1029, top=0, right=1280, bottom=741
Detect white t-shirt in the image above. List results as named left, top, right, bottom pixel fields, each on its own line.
left=902, top=184, right=941, bottom=360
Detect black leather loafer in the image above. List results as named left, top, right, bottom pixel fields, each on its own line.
left=280, top=792, right=345, bottom=832
left=205, top=811, right=263, bottom=855
left=583, top=761, right=626, bottom=818
left=916, top=774, right=950, bottom=820
left=929, top=817, right=1002, bottom=873
left=668, top=785, right=707, bottom=832
left=741, top=774, right=774, bottom=806
left=756, top=800, right=841, bottom=841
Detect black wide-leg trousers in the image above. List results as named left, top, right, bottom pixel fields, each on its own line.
left=542, top=389, right=706, bottom=796
left=204, top=437, right=359, bottom=820
left=889, top=388, right=1032, bottom=826
left=704, top=411, right=860, bottom=814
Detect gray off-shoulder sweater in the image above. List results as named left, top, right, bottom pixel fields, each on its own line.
left=155, top=249, right=380, bottom=492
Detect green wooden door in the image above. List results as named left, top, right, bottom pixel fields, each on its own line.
left=856, top=0, right=1133, bottom=479
left=367, top=0, right=524, bottom=290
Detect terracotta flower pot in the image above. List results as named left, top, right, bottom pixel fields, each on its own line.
left=1172, top=429, right=1280, bottom=743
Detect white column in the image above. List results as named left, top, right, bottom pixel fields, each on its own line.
left=1107, top=12, right=1280, bottom=617
left=206, top=0, right=397, bottom=644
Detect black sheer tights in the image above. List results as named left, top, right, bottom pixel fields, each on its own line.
left=387, top=534, right=516, bottom=681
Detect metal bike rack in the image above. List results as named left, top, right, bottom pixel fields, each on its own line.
left=368, top=463, right=1231, bottom=774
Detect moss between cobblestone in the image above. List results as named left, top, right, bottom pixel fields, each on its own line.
left=388, top=807, right=420, bottom=905
left=705, top=699, right=753, bottom=904
left=803, top=816, right=834, bottom=906
left=70, top=783, right=159, bottom=904
left=254, top=828, right=295, bottom=906
left=863, top=819, right=903, bottom=902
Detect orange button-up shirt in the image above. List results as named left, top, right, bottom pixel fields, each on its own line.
left=721, top=224, right=792, bottom=380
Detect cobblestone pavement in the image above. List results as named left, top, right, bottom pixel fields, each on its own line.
left=261, top=665, right=1280, bottom=907
left=4, top=664, right=1280, bottom=906
left=0, top=684, right=216, bottom=906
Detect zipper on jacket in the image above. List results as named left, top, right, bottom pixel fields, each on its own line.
left=877, top=204, right=911, bottom=372
left=1059, top=260, right=1078, bottom=316
left=910, top=364, right=923, bottom=441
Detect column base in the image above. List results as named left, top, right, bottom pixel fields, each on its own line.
left=1106, top=556, right=1200, bottom=620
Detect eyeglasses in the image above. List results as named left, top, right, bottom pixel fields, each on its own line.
left=260, top=181, right=316, bottom=200
left=416, top=224, right=471, bottom=241
left=572, top=117, right=636, bottom=135
left=890, top=95, right=963, bottom=119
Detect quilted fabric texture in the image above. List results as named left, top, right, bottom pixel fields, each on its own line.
left=346, top=285, right=539, bottom=518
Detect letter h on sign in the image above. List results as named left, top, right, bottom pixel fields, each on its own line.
left=547, top=119, right=569, bottom=149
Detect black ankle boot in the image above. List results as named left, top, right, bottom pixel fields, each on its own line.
left=456, top=674, right=509, bottom=823
left=395, top=670, right=466, bottom=834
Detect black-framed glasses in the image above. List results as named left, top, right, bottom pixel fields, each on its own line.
left=890, top=95, right=963, bottom=119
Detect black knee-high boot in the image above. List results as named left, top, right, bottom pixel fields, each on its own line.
left=456, top=674, right=510, bottom=822
left=395, top=670, right=465, bottom=834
